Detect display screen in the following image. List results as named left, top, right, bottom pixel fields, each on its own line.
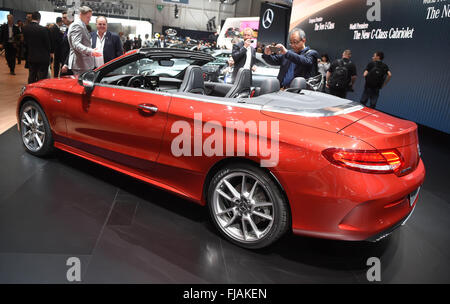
left=289, top=0, right=450, bottom=133
left=0, top=10, right=10, bottom=24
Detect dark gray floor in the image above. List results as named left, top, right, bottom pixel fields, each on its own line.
left=0, top=125, right=449, bottom=284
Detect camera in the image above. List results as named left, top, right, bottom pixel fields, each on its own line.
left=269, top=46, right=280, bottom=53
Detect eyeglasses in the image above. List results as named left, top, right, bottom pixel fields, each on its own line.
left=289, top=40, right=302, bottom=45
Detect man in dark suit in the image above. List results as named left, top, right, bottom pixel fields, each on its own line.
left=22, top=12, right=52, bottom=83
left=123, top=36, right=132, bottom=52
left=90, top=16, right=123, bottom=68
left=16, top=20, right=25, bottom=65
left=231, top=27, right=256, bottom=83
left=263, top=28, right=319, bottom=88
left=0, top=14, right=20, bottom=75
left=49, top=16, right=64, bottom=77
left=60, top=11, right=73, bottom=76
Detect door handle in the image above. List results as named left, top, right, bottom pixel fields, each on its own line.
left=138, top=104, right=158, bottom=114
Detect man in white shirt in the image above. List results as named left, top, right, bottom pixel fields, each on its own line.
left=90, top=16, right=123, bottom=68
left=231, top=27, right=256, bottom=83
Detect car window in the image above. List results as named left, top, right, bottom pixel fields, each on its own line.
left=105, top=58, right=195, bottom=78
left=216, top=53, right=230, bottom=58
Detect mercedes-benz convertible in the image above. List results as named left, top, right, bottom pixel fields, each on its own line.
left=17, top=48, right=425, bottom=249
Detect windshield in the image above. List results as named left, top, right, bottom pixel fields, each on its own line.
left=106, top=58, right=195, bottom=77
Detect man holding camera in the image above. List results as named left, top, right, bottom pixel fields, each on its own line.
left=231, top=27, right=256, bottom=83
left=263, top=28, right=319, bottom=88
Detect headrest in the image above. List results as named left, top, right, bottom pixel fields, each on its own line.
left=225, top=68, right=251, bottom=98
left=179, top=65, right=205, bottom=94
left=289, top=77, right=307, bottom=90
left=258, top=78, right=280, bottom=96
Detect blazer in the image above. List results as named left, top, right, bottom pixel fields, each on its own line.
left=90, top=31, right=123, bottom=65
left=0, top=23, right=20, bottom=45
left=67, top=19, right=95, bottom=72
left=231, top=41, right=256, bottom=82
left=22, top=22, right=51, bottom=64
left=49, top=24, right=64, bottom=59
left=61, top=28, right=70, bottom=66
left=262, top=46, right=319, bottom=85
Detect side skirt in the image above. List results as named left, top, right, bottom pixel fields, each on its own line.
left=53, top=141, right=199, bottom=204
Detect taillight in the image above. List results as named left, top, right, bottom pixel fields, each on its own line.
left=322, top=148, right=404, bottom=174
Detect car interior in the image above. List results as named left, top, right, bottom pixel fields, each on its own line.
left=97, top=55, right=304, bottom=99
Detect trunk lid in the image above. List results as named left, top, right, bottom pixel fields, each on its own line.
left=339, top=111, right=420, bottom=176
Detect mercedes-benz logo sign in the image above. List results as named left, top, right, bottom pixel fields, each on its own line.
left=262, top=9, right=274, bottom=29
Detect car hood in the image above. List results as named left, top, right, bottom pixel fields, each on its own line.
left=259, top=91, right=374, bottom=133
left=27, top=76, right=79, bottom=91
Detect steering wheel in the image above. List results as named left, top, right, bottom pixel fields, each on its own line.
left=127, top=75, right=147, bottom=88
left=116, top=79, right=128, bottom=86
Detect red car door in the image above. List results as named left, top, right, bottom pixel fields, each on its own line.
left=64, top=83, right=171, bottom=173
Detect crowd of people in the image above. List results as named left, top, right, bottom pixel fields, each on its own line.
left=0, top=7, right=127, bottom=81
left=1, top=8, right=392, bottom=109
left=0, top=7, right=219, bottom=83
left=231, top=27, right=392, bottom=108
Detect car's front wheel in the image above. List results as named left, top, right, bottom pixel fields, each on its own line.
left=207, top=163, right=290, bottom=249
left=19, top=100, right=54, bottom=157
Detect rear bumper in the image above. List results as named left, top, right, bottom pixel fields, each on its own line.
left=365, top=204, right=416, bottom=242
left=281, top=158, right=425, bottom=241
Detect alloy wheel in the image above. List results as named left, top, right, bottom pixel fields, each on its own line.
left=212, top=172, right=275, bottom=243
left=20, top=105, right=46, bottom=152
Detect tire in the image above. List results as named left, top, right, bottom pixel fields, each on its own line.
left=19, top=100, right=54, bottom=157
left=207, top=162, right=290, bottom=249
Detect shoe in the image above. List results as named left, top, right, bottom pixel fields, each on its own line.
left=10, top=71, right=15, bottom=75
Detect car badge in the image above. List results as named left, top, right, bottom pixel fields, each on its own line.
left=262, top=8, right=274, bottom=29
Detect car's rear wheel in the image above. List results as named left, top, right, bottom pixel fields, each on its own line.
left=207, top=163, right=290, bottom=249
left=19, top=100, right=54, bottom=157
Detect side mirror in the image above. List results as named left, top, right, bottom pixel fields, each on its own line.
left=78, top=70, right=96, bottom=93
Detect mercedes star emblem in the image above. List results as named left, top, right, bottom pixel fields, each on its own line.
left=262, top=8, right=274, bottom=29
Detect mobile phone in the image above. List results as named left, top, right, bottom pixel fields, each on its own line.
left=269, top=46, right=280, bottom=53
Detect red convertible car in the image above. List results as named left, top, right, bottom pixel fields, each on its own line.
left=17, top=48, right=425, bottom=249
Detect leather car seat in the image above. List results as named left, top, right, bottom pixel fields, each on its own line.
left=179, top=65, right=205, bottom=94
left=225, top=68, right=251, bottom=98
left=289, top=77, right=307, bottom=90
left=254, top=78, right=280, bottom=97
